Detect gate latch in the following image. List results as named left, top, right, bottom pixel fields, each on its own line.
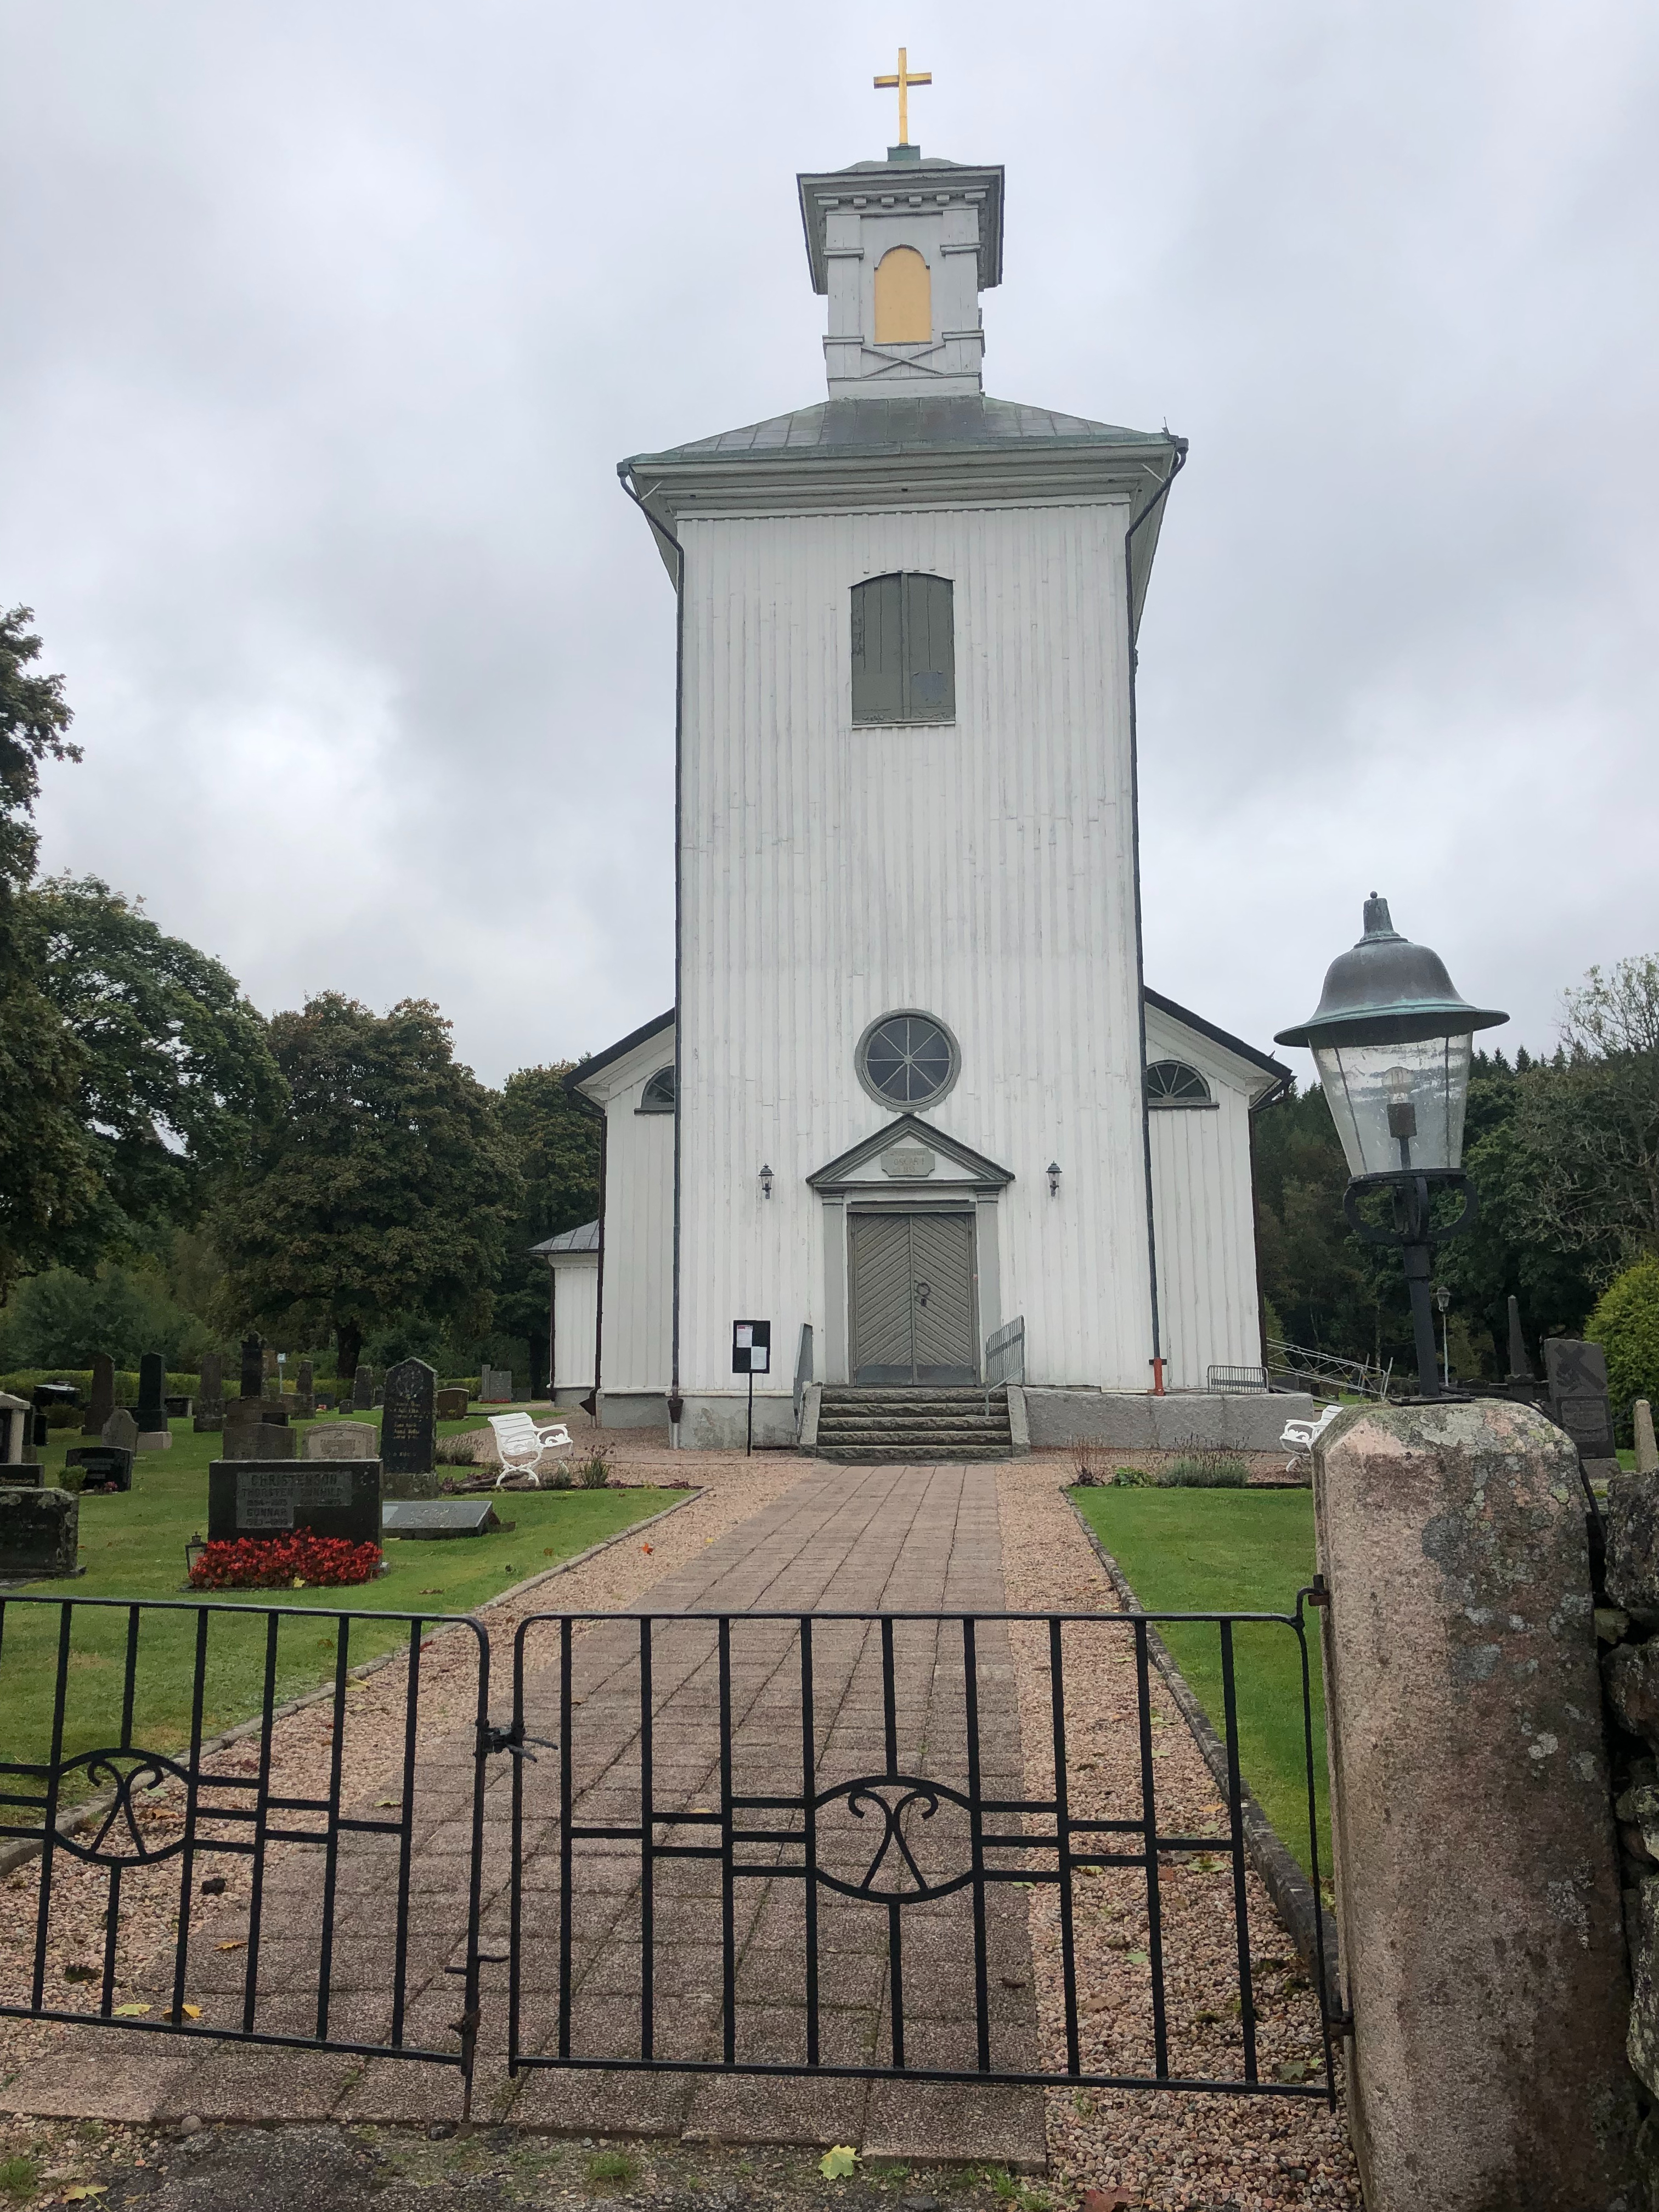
left=479, top=1725, right=556, bottom=1760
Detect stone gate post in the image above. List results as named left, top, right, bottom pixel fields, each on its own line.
left=1313, top=1398, right=1639, bottom=2211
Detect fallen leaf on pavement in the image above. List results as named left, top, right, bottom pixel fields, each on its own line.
left=110, top=2003, right=149, bottom=2017
left=819, top=2147, right=859, bottom=2180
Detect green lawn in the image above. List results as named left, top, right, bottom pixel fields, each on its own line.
left=1, top=1412, right=680, bottom=1794
left=1068, top=1485, right=1329, bottom=1883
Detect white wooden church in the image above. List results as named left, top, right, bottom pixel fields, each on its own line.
left=549, top=125, right=1291, bottom=1453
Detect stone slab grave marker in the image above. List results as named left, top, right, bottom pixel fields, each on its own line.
left=82, top=1353, right=116, bottom=1438
left=208, top=1459, right=380, bottom=1544
left=435, top=1386, right=469, bottom=1421
left=65, top=1445, right=133, bottom=1492
left=0, top=1390, right=29, bottom=1469
left=352, top=1364, right=374, bottom=1412
left=240, top=1334, right=264, bottom=1403
left=102, top=1407, right=139, bottom=1455
left=480, top=1364, right=514, bottom=1403
left=382, top=1498, right=511, bottom=1540
left=134, top=1351, right=170, bottom=1451
left=381, top=1359, right=435, bottom=1472
left=305, top=1421, right=380, bottom=1460
left=0, top=1489, right=80, bottom=1579
left=295, top=1359, right=315, bottom=1417
left=223, top=1422, right=296, bottom=1462
left=1638, top=1399, right=1659, bottom=1478
left=1544, top=1335, right=1618, bottom=1477
left=194, top=1350, right=224, bottom=1434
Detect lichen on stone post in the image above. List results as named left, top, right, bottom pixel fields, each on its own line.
left=1313, top=1398, right=1639, bottom=2211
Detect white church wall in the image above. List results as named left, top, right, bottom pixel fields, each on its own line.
left=1143, top=1011, right=1267, bottom=1391
left=676, top=498, right=1152, bottom=1404
left=582, top=1041, right=674, bottom=1419
left=549, top=1259, right=598, bottom=1401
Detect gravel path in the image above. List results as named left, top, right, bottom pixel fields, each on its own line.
left=995, top=1466, right=1359, bottom=2210
left=0, top=1455, right=808, bottom=2098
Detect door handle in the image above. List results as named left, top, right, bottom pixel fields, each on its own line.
left=915, top=1282, right=930, bottom=1308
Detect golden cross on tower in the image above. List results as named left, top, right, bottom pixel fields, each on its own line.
left=873, top=46, right=931, bottom=147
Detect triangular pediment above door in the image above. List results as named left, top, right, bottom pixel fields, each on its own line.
left=806, top=1114, right=1015, bottom=1194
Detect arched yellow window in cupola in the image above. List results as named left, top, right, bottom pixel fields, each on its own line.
left=873, top=246, right=932, bottom=344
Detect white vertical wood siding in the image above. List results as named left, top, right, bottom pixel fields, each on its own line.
left=602, top=1075, right=674, bottom=1393
left=1144, top=1015, right=1265, bottom=1390
left=676, top=501, right=1152, bottom=1395
left=550, top=1261, right=598, bottom=1393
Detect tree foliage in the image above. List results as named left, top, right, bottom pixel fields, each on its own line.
left=0, top=1260, right=215, bottom=1369
left=490, top=1062, right=602, bottom=1383
left=0, top=609, right=95, bottom=1295
left=1585, top=1257, right=1659, bottom=1424
left=28, top=875, right=287, bottom=1257
left=215, top=994, right=524, bottom=1378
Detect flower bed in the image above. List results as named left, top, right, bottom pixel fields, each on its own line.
left=187, top=1533, right=385, bottom=1590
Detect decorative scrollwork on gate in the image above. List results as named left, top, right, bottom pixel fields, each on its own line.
left=50, top=1750, right=194, bottom=1866
left=812, top=1775, right=974, bottom=1903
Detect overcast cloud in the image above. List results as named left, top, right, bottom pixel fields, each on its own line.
left=2, top=1, right=1655, bottom=1090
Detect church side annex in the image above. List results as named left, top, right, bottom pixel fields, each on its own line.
left=565, top=129, right=1294, bottom=1453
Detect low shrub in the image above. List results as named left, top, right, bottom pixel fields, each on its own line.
left=578, top=1452, right=611, bottom=1491
left=187, top=1534, right=385, bottom=1590
left=1158, top=1451, right=1249, bottom=1488
left=1111, top=1465, right=1154, bottom=1487
left=435, top=1429, right=491, bottom=1466
left=1066, top=1437, right=1115, bottom=1485
left=1587, top=1257, right=1659, bottom=1444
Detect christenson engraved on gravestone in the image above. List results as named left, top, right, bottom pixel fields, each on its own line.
left=83, top=1353, right=116, bottom=1438
left=1545, top=1338, right=1620, bottom=1474
left=381, top=1359, right=437, bottom=1477
left=207, top=1459, right=381, bottom=1544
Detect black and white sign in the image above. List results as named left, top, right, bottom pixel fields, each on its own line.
left=732, top=1320, right=771, bottom=1375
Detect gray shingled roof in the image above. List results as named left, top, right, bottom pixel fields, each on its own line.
left=528, top=1220, right=600, bottom=1258
left=628, top=394, right=1171, bottom=469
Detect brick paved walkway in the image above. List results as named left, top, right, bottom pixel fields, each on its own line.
left=5, top=1466, right=1042, bottom=2164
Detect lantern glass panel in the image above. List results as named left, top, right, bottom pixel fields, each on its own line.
left=1310, top=1031, right=1473, bottom=1180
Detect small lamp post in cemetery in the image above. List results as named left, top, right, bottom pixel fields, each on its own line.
left=1276, top=893, right=1506, bottom=1399
left=1435, top=1282, right=1452, bottom=1390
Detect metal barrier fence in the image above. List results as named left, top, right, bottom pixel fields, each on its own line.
left=2, top=1593, right=1335, bottom=2111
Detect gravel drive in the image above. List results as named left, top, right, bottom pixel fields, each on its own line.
left=995, top=1465, right=1357, bottom=2209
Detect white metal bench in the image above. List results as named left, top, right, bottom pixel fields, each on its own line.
left=487, top=1410, right=574, bottom=1487
left=1280, top=1402, right=1345, bottom=1471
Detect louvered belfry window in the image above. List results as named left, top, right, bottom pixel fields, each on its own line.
left=850, top=573, right=955, bottom=724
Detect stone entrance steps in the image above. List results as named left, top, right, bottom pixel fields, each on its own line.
left=815, top=1385, right=1013, bottom=1464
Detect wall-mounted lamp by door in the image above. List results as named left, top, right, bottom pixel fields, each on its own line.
left=759, top=1164, right=774, bottom=1200
left=1047, top=1162, right=1062, bottom=1197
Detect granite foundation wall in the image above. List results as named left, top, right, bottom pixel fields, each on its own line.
left=1024, top=1387, right=1314, bottom=1452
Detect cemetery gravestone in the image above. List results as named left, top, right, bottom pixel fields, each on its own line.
left=65, top=1446, right=133, bottom=1493
left=382, top=1359, right=436, bottom=1475
left=0, top=1391, right=28, bottom=1466
left=263, top=1345, right=279, bottom=1388
left=223, top=1423, right=297, bottom=1463
left=1506, top=1294, right=1533, bottom=1383
left=306, top=1423, right=380, bottom=1460
left=1544, top=1337, right=1619, bottom=1478
left=103, top=1408, right=139, bottom=1455
left=382, top=1499, right=508, bottom=1540
left=296, top=1360, right=315, bottom=1417
left=481, top=1365, right=514, bottom=1403
left=83, top=1353, right=116, bottom=1438
left=195, top=1351, right=224, bottom=1434
left=435, top=1387, right=469, bottom=1421
left=135, top=1352, right=171, bottom=1451
left=240, top=1335, right=264, bottom=1404
left=0, top=1489, right=80, bottom=1579
left=353, top=1365, right=375, bottom=1412
left=207, top=1460, right=381, bottom=1544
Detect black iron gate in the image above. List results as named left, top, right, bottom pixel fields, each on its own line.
left=0, top=1594, right=495, bottom=2098
left=2, top=1593, right=1335, bottom=2110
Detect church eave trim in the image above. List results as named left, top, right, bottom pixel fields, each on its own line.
left=566, top=1008, right=676, bottom=1101
left=806, top=1112, right=1015, bottom=1192
left=1143, top=986, right=1291, bottom=1095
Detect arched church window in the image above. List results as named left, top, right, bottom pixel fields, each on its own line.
left=1145, top=1060, right=1215, bottom=1109
left=851, top=573, right=955, bottom=725
left=857, top=1011, right=960, bottom=1108
left=638, top=1065, right=675, bottom=1113
left=873, top=245, right=932, bottom=344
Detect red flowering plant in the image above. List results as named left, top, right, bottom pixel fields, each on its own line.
left=188, top=1533, right=385, bottom=1591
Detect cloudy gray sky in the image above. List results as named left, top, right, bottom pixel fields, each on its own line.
left=3, top=1, right=1655, bottom=1089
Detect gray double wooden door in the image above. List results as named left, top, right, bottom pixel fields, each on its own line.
left=847, top=1211, right=978, bottom=1386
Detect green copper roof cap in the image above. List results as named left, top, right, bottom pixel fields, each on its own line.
left=1274, top=895, right=1509, bottom=1049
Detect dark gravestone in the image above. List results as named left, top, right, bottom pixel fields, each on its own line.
left=207, top=1460, right=381, bottom=1544
left=136, top=1352, right=171, bottom=1451
left=382, top=1359, right=436, bottom=1476
left=296, top=1361, right=315, bottom=1417
left=1507, top=1295, right=1533, bottom=1384
left=0, top=1488, right=80, bottom=1578
left=240, top=1335, right=264, bottom=1403
left=83, top=1353, right=116, bottom=1438
left=353, top=1365, right=374, bottom=1412
left=195, top=1351, right=224, bottom=1434
left=65, top=1445, right=133, bottom=1492
left=163, top=1396, right=193, bottom=1418
left=1545, top=1338, right=1619, bottom=1475
left=382, top=1498, right=509, bottom=1540
left=224, top=1422, right=296, bottom=1463
left=435, top=1387, right=469, bottom=1421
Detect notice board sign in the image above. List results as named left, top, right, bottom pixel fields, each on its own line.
left=732, top=1321, right=771, bottom=1375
